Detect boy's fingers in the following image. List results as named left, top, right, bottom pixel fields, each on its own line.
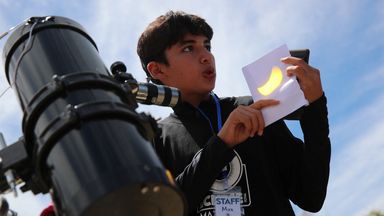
left=281, top=56, right=311, bottom=71
left=286, top=65, right=306, bottom=79
left=236, top=106, right=258, bottom=136
left=251, top=99, right=279, bottom=110
left=256, top=111, right=265, bottom=136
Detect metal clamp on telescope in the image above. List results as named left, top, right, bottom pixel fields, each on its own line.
left=110, top=61, right=181, bottom=108
left=0, top=16, right=186, bottom=216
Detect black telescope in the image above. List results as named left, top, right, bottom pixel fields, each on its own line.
left=1, top=16, right=185, bottom=215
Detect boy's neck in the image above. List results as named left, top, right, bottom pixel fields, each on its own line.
left=182, top=92, right=211, bottom=107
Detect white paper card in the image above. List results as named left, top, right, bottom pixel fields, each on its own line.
left=242, top=44, right=308, bottom=126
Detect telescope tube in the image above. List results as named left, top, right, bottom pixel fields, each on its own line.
left=2, top=16, right=185, bottom=216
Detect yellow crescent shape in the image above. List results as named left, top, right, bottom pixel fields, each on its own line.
left=257, top=66, right=283, bottom=96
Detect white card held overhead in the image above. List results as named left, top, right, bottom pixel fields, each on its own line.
left=242, top=44, right=309, bottom=126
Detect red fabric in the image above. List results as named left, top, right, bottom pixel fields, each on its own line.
left=40, top=204, right=55, bottom=216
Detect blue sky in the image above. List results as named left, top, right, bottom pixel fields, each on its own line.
left=0, top=0, right=383, bottom=215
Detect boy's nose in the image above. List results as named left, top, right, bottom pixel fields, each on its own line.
left=200, top=52, right=212, bottom=64
left=200, top=57, right=209, bottom=64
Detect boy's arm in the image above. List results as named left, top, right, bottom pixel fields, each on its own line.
left=287, top=94, right=331, bottom=212
left=278, top=57, right=330, bottom=211
left=174, top=136, right=235, bottom=213
left=152, top=125, right=235, bottom=214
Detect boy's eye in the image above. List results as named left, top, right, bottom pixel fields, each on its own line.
left=182, top=46, right=193, bottom=52
left=205, top=44, right=211, bottom=52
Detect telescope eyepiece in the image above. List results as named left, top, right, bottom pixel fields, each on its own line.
left=110, top=61, right=127, bottom=75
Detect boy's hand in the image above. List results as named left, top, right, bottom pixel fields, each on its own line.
left=218, top=99, right=279, bottom=147
left=281, top=57, right=323, bottom=103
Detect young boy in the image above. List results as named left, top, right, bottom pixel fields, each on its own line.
left=137, top=11, right=330, bottom=216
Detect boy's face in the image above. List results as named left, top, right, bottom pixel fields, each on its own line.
left=158, top=34, right=216, bottom=103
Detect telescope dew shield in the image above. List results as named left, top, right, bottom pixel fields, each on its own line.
left=2, top=16, right=185, bottom=216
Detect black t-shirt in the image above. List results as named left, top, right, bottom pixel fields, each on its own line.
left=153, top=95, right=331, bottom=216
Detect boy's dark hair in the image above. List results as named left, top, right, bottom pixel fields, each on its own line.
left=137, top=11, right=213, bottom=84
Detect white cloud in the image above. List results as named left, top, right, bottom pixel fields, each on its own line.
left=319, top=93, right=384, bottom=215
left=80, top=0, right=372, bottom=101
left=0, top=0, right=14, bottom=8
left=3, top=188, right=51, bottom=216
left=360, top=66, right=384, bottom=92
left=0, top=90, right=22, bottom=142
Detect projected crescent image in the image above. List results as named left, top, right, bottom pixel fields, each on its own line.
left=257, top=66, right=283, bottom=96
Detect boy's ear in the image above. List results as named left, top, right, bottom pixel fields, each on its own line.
left=147, top=61, right=166, bottom=80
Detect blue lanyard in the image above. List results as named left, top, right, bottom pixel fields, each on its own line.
left=197, top=92, right=222, bottom=133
